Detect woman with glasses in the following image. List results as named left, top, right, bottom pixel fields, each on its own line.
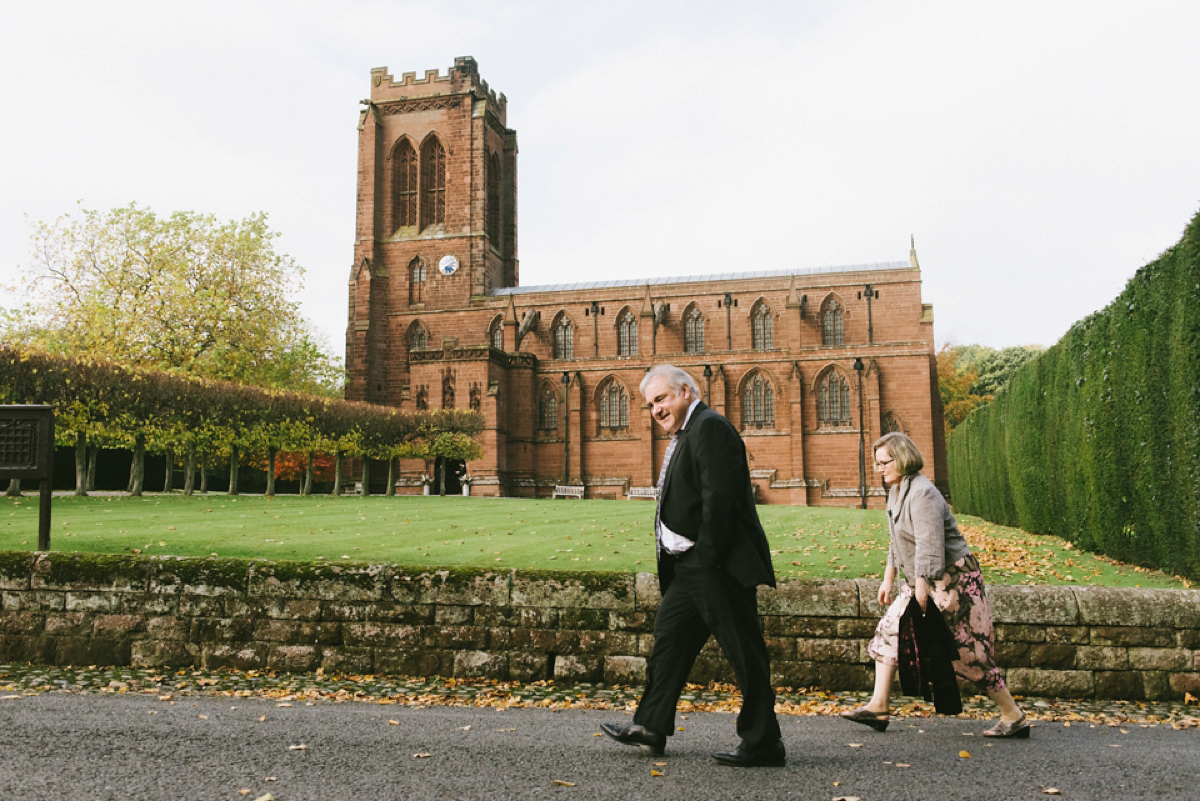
left=841, top=431, right=1030, bottom=738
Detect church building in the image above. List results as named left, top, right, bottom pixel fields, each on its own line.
left=345, top=57, right=946, bottom=506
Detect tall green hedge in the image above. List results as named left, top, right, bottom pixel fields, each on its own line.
left=948, top=209, right=1200, bottom=580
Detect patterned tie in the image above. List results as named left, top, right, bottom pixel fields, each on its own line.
left=654, top=435, right=678, bottom=557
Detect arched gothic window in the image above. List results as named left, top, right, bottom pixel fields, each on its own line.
left=742, top=373, right=775, bottom=429
left=409, top=322, right=428, bottom=351
left=487, top=152, right=501, bottom=246
left=553, top=316, right=574, bottom=360
left=684, top=306, right=705, bottom=354
left=818, top=371, right=851, bottom=426
left=822, top=300, right=844, bottom=346
left=539, top=386, right=558, bottom=431
left=409, top=257, right=426, bottom=305
left=599, top=381, right=629, bottom=429
left=752, top=303, right=773, bottom=351
left=490, top=318, right=504, bottom=350
left=617, top=310, right=637, bottom=357
left=420, top=136, right=446, bottom=228
left=882, top=411, right=902, bottom=434
left=392, top=139, right=417, bottom=232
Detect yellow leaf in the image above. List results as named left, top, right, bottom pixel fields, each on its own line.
left=550, top=780, right=576, bottom=786
left=387, top=720, right=399, bottom=725
left=252, top=795, right=274, bottom=801
left=413, top=753, right=432, bottom=759
left=651, top=770, right=663, bottom=776
left=238, top=790, right=251, bottom=796
left=958, top=750, right=971, bottom=758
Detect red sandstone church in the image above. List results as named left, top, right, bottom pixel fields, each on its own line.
left=345, top=57, right=946, bottom=507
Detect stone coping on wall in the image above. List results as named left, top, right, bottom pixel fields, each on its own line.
left=0, top=551, right=1197, bottom=701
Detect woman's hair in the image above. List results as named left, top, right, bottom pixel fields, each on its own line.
left=872, top=431, right=924, bottom=476
left=639, top=364, right=700, bottom=397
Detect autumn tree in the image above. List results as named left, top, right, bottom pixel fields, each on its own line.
left=3, top=203, right=341, bottom=395
left=938, top=343, right=1046, bottom=435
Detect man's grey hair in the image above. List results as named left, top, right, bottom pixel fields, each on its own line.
left=640, top=364, right=700, bottom=397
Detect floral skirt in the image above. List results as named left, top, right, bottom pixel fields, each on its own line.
left=867, top=553, right=1007, bottom=695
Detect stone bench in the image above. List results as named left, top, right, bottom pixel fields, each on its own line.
left=626, top=486, right=657, bottom=500
left=552, top=485, right=585, bottom=499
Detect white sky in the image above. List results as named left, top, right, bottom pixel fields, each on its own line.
left=3, top=0, right=1199, bottom=360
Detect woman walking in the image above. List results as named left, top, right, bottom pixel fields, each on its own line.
left=842, top=432, right=1030, bottom=738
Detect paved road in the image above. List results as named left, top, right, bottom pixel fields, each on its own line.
left=1, top=693, right=1195, bottom=800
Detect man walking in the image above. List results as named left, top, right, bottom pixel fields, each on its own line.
left=601, top=364, right=784, bottom=767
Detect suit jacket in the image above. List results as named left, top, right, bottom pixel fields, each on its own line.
left=897, top=594, right=963, bottom=715
left=656, top=401, right=776, bottom=593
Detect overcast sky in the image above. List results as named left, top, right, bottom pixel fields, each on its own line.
left=3, top=0, right=1199, bottom=361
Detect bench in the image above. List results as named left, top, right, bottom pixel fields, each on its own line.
left=626, top=486, right=658, bottom=500
left=552, top=485, right=585, bottom=499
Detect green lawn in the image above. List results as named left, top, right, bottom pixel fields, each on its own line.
left=0, top=494, right=1188, bottom=588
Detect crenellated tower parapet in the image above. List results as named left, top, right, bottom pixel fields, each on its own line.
left=368, top=56, right=508, bottom=127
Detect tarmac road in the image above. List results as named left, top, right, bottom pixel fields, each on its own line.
left=0, top=693, right=1195, bottom=801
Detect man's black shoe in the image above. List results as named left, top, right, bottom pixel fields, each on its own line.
left=713, top=740, right=786, bottom=767
left=599, top=722, right=666, bottom=755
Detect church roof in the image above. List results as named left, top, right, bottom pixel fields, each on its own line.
left=491, top=260, right=911, bottom=296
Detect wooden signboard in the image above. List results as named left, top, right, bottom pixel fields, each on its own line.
left=0, top=405, right=54, bottom=550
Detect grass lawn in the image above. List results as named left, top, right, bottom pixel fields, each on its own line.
left=0, top=494, right=1188, bottom=588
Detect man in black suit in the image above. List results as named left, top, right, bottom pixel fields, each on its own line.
left=601, top=364, right=784, bottom=767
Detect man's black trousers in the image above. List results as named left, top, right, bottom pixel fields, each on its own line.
left=633, top=552, right=781, bottom=750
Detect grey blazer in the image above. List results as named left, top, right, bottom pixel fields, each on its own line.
left=886, top=473, right=971, bottom=582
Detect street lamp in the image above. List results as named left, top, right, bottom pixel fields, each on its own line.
left=854, top=357, right=866, bottom=509
left=561, top=371, right=571, bottom=484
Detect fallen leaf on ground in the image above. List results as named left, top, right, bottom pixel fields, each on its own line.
left=238, top=790, right=251, bottom=796
left=651, top=770, right=663, bottom=776
left=496, top=727, right=516, bottom=732
left=288, top=744, right=307, bottom=751
left=460, top=725, right=471, bottom=731
left=958, top=750, right=971, bottom=758
left=252, top=795, right=274, bottom=801
left=413, top=753, right=432, bottom=758
left=387, top=720, right=399, bottom=725
left=550, top=779, right=576, bottom=786
left=1042, top=789, right=1061, bottom=796
left=833, top=796, right=861, bottom=801
left=847, top=743, right=862, bottom=748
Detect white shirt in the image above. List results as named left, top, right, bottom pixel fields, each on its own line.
left=659, top=399, right=701, bottom=555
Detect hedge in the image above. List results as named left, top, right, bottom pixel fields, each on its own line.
left=0, top=345, right=483, bottom=490
left=948, top=209, right=1200, bottom=581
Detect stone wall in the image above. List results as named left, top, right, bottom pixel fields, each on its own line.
left=2, top=551, right=1198, bottom=700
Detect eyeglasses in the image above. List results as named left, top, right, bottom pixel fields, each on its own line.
left=873, top=458, right=894, bottom=470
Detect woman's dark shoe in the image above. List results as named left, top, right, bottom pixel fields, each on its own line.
left=982, top=713, right=1031, bottom=738
left=840, top=706, right=890, bottom=732
left=599, top=722, right=666, bottom=755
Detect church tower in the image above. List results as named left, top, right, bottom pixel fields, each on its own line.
left=346, top=57, right=517, bottom=404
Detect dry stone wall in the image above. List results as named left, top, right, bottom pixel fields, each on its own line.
left=1, top=551, right=1198, bottom=701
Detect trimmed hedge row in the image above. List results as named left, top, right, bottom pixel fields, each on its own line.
left=0, top=345, right=482, bottom=471
left=948, top=209, right=1200, bottom=581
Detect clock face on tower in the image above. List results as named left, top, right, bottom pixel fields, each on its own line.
left=438, top=254, right=459, bottom=276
